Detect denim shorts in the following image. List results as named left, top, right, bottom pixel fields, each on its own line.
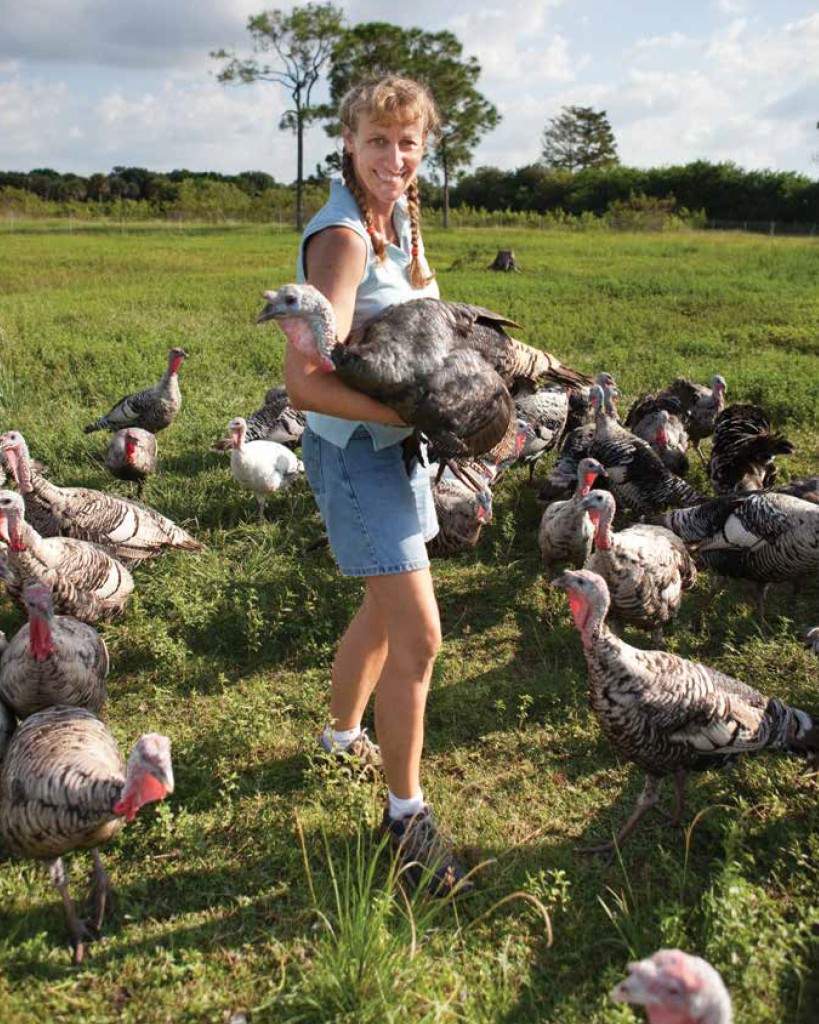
left=302, top=425, right=439, bottom=577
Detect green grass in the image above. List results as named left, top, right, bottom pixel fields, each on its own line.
left=0, top=224, right=818, bottom=1023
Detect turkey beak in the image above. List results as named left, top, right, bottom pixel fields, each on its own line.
left=256, top=290, right=282, bottom=324
left=152, top=763, right=175, bottom=795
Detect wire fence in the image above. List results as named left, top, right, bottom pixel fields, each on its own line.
left=706, top=219, right=818, bottom=236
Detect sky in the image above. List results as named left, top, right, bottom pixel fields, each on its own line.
left=0, top=0, right=817, bottom=181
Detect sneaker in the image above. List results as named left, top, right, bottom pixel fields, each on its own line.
left=319, top=728, right=383, bottom=772
left=381, top=805, right=473, bottom=898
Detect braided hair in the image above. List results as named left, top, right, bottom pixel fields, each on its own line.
left=340, top=76, right=439, bottom=290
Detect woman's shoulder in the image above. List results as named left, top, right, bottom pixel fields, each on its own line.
left=302, top=178, right=367, bottom=241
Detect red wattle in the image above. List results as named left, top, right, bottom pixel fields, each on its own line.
left=28, top=617, right=55, bottom=662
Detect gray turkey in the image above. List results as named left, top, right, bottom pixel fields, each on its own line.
left=0, top=706, right=173, bottom=963
left=624, top=394, right=690, bottom=477
left=538, top=458, right=608, bottom=574
left=611, top=949, right=732, bottom=1024
left=661, top=491, right=819, bottom=620
left=0, top=490, right=134, bottom=623
left=551, top=569, right=819, bottom=852
left=0, top=697, right=12, bottom=764
left=257, top=284, right=590, bottom=460
left=510, top=382, right=569, bottom=481
left=776, top=476, right=818, bottom=503
left=708, top=404, right=794, bottom=494
left=427, top=462, right=493, bottom=557
left=211, top=386, right=306, bottom=452
left=2, top=431, right=203, bottom=562
left=588, top=386, right=704, bottom=517
left=805, top=627, right=819, bottom=657
left=657, top=374, right=726, bottom=463
left=582, top=490, right=697, bottom=644
left=104, top=428, right=157, bottom=499
left=84, top=347, right=187, bottom=434
left=537, top=378, right=617, bottom=502
left=0, top=582, right=108, bottom=718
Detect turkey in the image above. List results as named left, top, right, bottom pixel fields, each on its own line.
left=625, top=395, right=690, bottom=476
left=511, top=382, right=569, bottom=481
left=537, top=379, right=617, bottom=502
left=708, top=404, right=794, bottom=494
left=589, top=387, right=704, bottom=517
left=0, top=582, right=108, bottom=718
left=1, top=430, right=203, bottom=563
left=776, top=476, right=818, bottom=503
left=551, top=569, right=819, bottom=852
left=661, top=491, right=819, bottom=620
left=0, top=490, right=134, bottom=623
left=538, top=458, right=608, bottom=574
left=427, top=462, right=493, bottom=557
left=611, top=949, right=732, bottom=1024
left=657, top=375, right=726, bottom=464
left=0, top=706, right=173, bottom=963
left=211, top=386, right=306, bottom=452
left=0, top=697, right=12, bottom=764
left=805, top=628, right=819, bottom=657
left=104, top=428, right=157, bottom=499
left=257, top=284, right=590, bottom=461
left=83, top=347, right=187, bottom=434
left=582, top=490, right=697, bottom=644
left=227, top=416, right=304, bottom=519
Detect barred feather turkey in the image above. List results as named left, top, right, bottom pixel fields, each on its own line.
left=538, top=458, right=607, bottom=573
left=657, top=374, right=726, bottom=463
left=257, top=284, right=591, bottom=460
left=662, top=491, right=819, bottom=619
left=427, top=461, right=493, bottom=557
left=1, top=431, right=203, bottom=562
left=552, top=569, right=819, bottom=852
left=0, top=706, right=173, bottom=963
left=0, top=490, right=134, bottom=623
left=624, top=395, right=690, bottom=476
left=104, top=428, right=157, bottom=499
left=211, top=386, right=306, bottom=452
left=511, top=382, right=570, bottom=481
left=708, top=404, right=794, bottom=493
left=582, top=490, right=697, bottom=644
left=84, top=347, right=187, bottom=434
left=0, top=696, right=12, bottom=764
left=0, top=582, right=108, bottom=718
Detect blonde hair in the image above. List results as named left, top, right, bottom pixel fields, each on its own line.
left=340, top=76, right=440, bottom=289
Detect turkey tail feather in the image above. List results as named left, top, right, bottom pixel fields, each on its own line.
left=509, top=339, right=592, bottom=388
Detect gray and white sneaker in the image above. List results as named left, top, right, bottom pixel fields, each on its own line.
left=319, top=728, right=383, bottom=773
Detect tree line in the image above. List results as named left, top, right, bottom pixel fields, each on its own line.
left=2, top=159, right=816, bottom=225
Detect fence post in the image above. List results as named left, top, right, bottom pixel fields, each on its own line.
left=769, top=221, right=775, bottom=236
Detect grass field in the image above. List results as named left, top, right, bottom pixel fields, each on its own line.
left=0, top=223, right=818, bottom=1023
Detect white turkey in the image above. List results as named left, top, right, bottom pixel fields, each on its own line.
left=104, top=428, right=157, bottom=499
left=83, top=347, right=187, bottom=434
left=211, top=386, right=306, bottom=452
left=625, top=394, right=690, bottom=477
left=662, top=491, right=819, bottom=620
left=657, top=374, right=726, bottom=464
left=708, top=404, right=794, bottom=494
left=0, top=490, right=134, bottom=623
left=0, top=582, right=108, bottom=717
left=538, top=457, right=607, bottom=574
left=1, top=430, right=203, bottom=562
left=227, top=416, right=303, bottom=519
left=0, top=706, right=173, bottom=963
left=551, top=569, right=818, bottom=852
left=582, top=489, right=697, bottom=644
left=611, top=949, right=732, bottom=1024
left=257, top=283, right=590, bottom=461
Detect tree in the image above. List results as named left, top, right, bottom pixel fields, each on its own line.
left=211, top=3, right=344, bottom=230
left=320, top=23, right=500, bottom=227
left=541, top=106, right=618, bottom=173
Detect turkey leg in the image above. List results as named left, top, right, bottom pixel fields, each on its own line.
left=88, top=848, right=111, bottom=934
left=581, top=774, right=662, bottom=856
left=49, top=857, right=91, bottom=965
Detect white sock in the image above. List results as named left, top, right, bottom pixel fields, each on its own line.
left=388, top=789, right=425, bottom=820
left=324, top=724, right=361, bottom=750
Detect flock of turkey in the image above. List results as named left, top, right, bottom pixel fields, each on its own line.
left=0, top=286, right=816, bottom=1011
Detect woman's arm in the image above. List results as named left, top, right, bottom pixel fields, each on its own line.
left=283, top=227, right=407, bottom=426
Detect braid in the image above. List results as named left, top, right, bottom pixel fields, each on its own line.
left=405, top=179, right=435, bottom=289
left=342, top=150, right=387, bottom=262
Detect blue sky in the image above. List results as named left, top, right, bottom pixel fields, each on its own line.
left=0, top=1, right=817, bottom=180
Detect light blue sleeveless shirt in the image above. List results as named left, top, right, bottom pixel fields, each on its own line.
left=296, top=178, right=439, bottom=450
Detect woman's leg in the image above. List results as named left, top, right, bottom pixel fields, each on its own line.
left=367, top=568, right=441, bottom=799
left=329, top=587, right=388, bottom=731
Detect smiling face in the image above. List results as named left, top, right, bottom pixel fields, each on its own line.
left=344, top=113, right=425, bottom=212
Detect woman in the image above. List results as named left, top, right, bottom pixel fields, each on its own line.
left=284, top=76, right=469, bottom=896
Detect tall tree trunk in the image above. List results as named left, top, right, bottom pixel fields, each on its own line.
left=296, top=109, right=304, bottom=232
left=443, top=157, right=450, bottom=230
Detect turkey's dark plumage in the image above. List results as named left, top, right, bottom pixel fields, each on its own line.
left=709, top=404, right=794, bottom=494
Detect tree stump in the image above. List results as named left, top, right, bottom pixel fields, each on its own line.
left=489, top=249, right=520, bottom=272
